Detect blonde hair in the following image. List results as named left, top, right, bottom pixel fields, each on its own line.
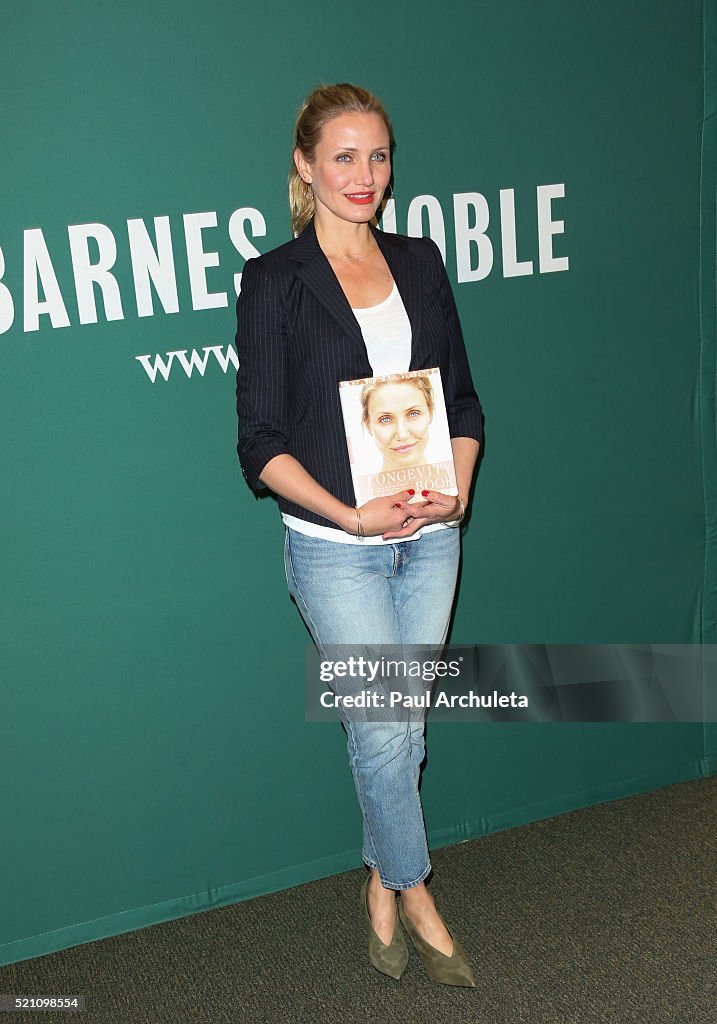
left=289, top=83, right=394, bottom=236
left=360, top=375, right=435, bottom=431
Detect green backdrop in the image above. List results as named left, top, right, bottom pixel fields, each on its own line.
left=1, top=0, right=715, bottom=965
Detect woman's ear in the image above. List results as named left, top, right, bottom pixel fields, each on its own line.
left=294, top=148, right=312, bottom=185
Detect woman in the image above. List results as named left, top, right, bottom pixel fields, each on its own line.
left=361, top=375, right=435, bottom=473
left=235, top=83, right=482, bottom=986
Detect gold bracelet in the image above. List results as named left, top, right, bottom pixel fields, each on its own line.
left=355, top=504, right=365, bottom=542
left=446, top=496, right=466, bottom=528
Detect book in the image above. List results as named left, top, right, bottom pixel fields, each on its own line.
left=338, top=367, right=457, bottom=505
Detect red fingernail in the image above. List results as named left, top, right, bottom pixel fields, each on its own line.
left=422, top=490, right=430, bottom=497
left=407, top=489, right=415, bottom=495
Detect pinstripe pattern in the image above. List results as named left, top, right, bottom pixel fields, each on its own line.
left=235, top=218, right=483, bottom=529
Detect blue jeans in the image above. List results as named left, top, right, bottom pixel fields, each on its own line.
left=284, top=526, right=460, bottom=889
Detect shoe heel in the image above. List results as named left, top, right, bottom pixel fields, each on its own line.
left=361, top=879, right=409, bottom=981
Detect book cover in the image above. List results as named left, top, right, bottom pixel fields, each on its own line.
left=338, top=367, right=457, bottom=505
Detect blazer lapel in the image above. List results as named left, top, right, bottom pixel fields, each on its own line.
left=370, top=224, right=424, bottom=370
left=289, top=221, right=366, bottom=357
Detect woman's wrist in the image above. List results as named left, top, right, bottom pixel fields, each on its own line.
left=445, top=494, right=466, bottom=527
left=335, top=503, right=359, bottom=534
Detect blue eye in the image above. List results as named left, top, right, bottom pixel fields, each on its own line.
left=337, top=154, right=351, bottom=162
left=371, top=152, right=388, bottom=162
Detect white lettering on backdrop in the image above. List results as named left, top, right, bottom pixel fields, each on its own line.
left=0, top=186, right=567, bottom=337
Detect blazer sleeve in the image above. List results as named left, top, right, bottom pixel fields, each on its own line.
left=423, top=236, right=484, bottom=447
left=235, top=257, right=292, bottom=492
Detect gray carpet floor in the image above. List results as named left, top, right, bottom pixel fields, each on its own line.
left=1, top=777, right=715, bottom=1024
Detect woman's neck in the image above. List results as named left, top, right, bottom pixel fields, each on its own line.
left=314, top=214, right=376, bottom=262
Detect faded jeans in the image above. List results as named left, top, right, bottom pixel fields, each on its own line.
left=284, top=525, right=460, bottom=889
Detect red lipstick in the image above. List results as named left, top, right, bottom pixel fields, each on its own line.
left=345, top=193, right=375, bottom=205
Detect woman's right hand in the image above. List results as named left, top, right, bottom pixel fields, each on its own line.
left=345, top=490, right=420, bottom=538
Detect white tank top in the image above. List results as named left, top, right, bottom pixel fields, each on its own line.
left=351, top=283, right=411, bottom=375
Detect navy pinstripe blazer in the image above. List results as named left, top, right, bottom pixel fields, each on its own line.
left=235, top=218, right=483, bottom=529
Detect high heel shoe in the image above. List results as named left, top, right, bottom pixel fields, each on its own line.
left=397, top=896, right=476, bottom=987
left=360, top=878, right=409, bottom=980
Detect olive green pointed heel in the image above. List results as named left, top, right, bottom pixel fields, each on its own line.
left=397, top=897, right=476, bottom=987
left=361, top=879, right=409, bottom=980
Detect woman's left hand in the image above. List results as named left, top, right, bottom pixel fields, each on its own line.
left=381, top=491, right=464, bottom=540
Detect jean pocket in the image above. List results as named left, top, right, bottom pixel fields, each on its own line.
left=283, top=527, right=295, bottom=596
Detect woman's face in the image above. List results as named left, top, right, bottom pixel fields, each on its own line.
left=366, top=382, right=432, bottom=468
left=295, top=112, right=391, bottom=228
